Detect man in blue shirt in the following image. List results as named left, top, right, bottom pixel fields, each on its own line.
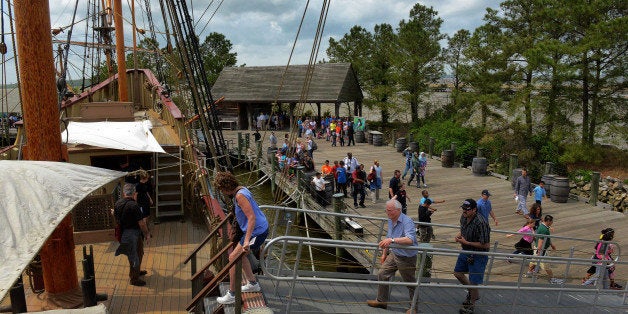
left=476, top=189, right=498, bottom=226
left=367, top=200, right=419, bottom=312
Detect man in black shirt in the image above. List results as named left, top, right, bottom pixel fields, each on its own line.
left=115, top=183, right=151, bottom=286
left=418, top=199, right=436, bottom=242
left=453, top=199, right=490, bottom=314
left=388, top=169, right=401, bottom=199
left=352, top=164, right=367, bottom=207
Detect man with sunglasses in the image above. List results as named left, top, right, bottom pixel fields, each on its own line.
left=454, top=199, right=491, bottom=314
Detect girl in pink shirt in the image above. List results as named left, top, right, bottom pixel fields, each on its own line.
left=507, top=219, right=535, bottom=256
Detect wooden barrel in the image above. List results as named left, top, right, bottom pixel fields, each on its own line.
left=441, top=150, right=454, bottom=168
left=550, top=176, right=570, bottom=203
left=367, top=131, right=374, bottom=144
left=511, top=168, right=522, bottom=189
left=472, top=157, right=488, bottom=176
left=372, top=133, right=383, bottom=146
left=395, top=137, right=407, bottom=152
left=541, top=174, right=556, bottom=195
left=355, top=130, right=365, bottom=143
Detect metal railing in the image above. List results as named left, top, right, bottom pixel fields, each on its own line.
left=261, top=235, right=628, bottom=313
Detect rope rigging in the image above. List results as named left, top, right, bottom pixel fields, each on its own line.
left=164, top=0, right=230, bottom=171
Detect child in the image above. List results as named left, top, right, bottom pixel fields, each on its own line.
left=534, top=181, right=548, bottom=205
left=582, top=228, right=622, bottom=289
left=395, top=182, right=410, bottom=214
left=506, top=219, right=536, bottom=261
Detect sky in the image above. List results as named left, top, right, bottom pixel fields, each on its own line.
left=3, top=0, right=503, bottom=84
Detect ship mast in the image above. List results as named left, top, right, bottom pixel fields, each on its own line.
left=14, top=0, right=79, bottom=304
left=113, top=0, right=128, bottom=102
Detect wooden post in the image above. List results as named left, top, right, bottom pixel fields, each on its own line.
left=237, top=132, right=242, bottom=159
left=590, top=171, right=600, bottom=206
left=450, top=142, right=456, bottom=166
left=428, top=137, right=434, bottom=158
left=113, top=0, right=128, bottom=101
left=14, top=0, right=79, bottom=296
left=544, top=162, right=554, bottom=175
left=476, top=147, right=483, bottom=158
left=509, top=154, right=518, bottom=182
left=332, top=193, right=344, bottom=267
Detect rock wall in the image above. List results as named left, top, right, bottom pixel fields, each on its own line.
left=571, top=176, right=626, bottom=213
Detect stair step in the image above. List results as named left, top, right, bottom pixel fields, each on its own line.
left=157, top=190, right=181, bottom=197
left=158, top=200, right=181, bottom=207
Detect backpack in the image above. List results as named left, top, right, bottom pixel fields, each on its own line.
left=311, top=139, right=318, bottom=150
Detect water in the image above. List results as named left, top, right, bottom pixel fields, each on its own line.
left=238, top=170, right=367, bottom=273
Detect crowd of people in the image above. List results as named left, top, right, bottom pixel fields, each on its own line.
left=251, top=121, right=622, bottom=313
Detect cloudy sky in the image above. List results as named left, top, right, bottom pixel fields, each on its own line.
left=5, top=0, right=503, bottom=83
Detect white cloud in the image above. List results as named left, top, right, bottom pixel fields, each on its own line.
left=2, top=0, right=502, bottom=83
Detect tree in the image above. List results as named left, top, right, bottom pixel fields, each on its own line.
left=443, top=29, right=470, bottom=112
left=366, top=24, right=397, bottom=124
left=199, top=32, right=237, bottom=86
left=394, top=4, right=445, bottom=121
left=326, top=25, right=373, bottom=79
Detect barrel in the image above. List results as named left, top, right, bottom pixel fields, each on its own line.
left=541, top=174, right=556, bottom=195
left=355, top=130, right=365, bottom=143
left=395, top=137, right=407, bottom=152
left=367, top=131, right=374, bottom=144
left=441, top=150, right=454, bottom=168
left=409, top=142, right=419, bottom=153
left=511, top=168, right=522, bottom=189
left=372, top=133, right=383, bottom=146
left=550, top=176, right=570, bottom=203
left=471, top=157, right=488, bottom=176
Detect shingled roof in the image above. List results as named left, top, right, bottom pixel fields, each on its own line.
left=210, top=63, right=363, bottom=103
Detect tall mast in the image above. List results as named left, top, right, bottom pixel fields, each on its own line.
left=113, top=0, right=128, bottom=101
left=14, top=0, right=79, bottom=299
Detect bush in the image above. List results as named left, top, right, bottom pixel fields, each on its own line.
left=411, top=120, right=481, bottom=167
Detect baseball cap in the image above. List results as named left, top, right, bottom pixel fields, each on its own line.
left=460, top=199, right=477, bottom=210
left=481, top=189, right=491, bottom=196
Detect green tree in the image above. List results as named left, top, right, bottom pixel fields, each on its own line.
left=395, top=4, right=445, bottom=121
left=199, top=32, right=237, bottom=86
left=443, top=29, right=470, bottom=112
left=326, top=25, right=373, bottom=79
left=367, top=24, right=397, bottom=124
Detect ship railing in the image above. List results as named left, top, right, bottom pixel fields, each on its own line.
left=183, top=212, right=247, bottom=313
left=262, top=235, right=628, bottom=313
left=259, top=205, right=621, bottom=275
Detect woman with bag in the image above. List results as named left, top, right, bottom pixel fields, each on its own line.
left=506, top=219, right=536, bottom=262
left=214, top=172, right=269, bottom=305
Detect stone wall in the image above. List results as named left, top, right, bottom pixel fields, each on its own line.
left=571, top=176, right=626, bottom=213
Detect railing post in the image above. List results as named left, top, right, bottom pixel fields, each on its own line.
left=485, top=241, right=499, bottom=284
left=544, top=161, right=554, bottom=175
left=244, top=133, right=250, bottom=151
left=286, top=239, right=304, bottom=314
left=256, top=140, right=262, bottom=173
left=428, top=137, right=434, bottom=158
left=296, top=166, right=305, bottom=191
left=509, top=154, right=518, bottom=182
left=476, top=147, right=483, bottom=158
left=558, top=247, right=575, bottom=304
left=332, top=193, right=344, bottom=270
left=590, top=171, right=600, bottom=206
left=234, top=259, right=243, bottom=314
left=237, top=132, right=243, bottom=159
left=450, top=142, right=456, bottom=165
left=273, top=218, right=293, bottom=295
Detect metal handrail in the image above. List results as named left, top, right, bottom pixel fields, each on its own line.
left=261, top=235, right=628, bottom=313
left=259, top=205, right=621, bottom=259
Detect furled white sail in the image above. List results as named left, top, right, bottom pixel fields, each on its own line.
left=0, top=161, right=125, bottom=301
left=61, top=121, right=166, bottom=153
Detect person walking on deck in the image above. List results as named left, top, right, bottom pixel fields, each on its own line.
left=514, top=168, right=533, bottom=216
left=114, top=183, right=151, bottom=286
left=533, top=180, right=548, bottom=205
left=352, top=164, right=367, bottom=208
left=401, top=148, right=412, bottom=180
left=418, top=199, right=436, bottom=242
left=506, top=219, right=536, bottom=260
left=214, top=172, right=269, bottom=305
left=525, top=215, right=564, bottom=284
left=582, top=228, right=622, bottom=289
left=369, top=160, right=383, bottom=203
left=367, top=199, right=419, bottom=313
left=476, top=189, right=497, bottom=226
left=389, top=169, right=401, bottom=199
left=454, top=199, right=491, bottom=314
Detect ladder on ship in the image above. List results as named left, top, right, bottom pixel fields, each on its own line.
left=154, top=145, right=184, bottom=222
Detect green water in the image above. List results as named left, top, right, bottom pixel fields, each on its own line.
left=238, top=170, right=366, bottom=273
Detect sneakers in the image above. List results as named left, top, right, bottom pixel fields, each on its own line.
left=610, top=283, right=623, bottom=290
left=359, top=203, right=366, bottom=208
left=217, top=291, right=235, bottom=305
left=241, top=282, right=261, bottom=292
left=549, top=278, right=565, bottom=284
left=424, top=184, right=428, bottom=188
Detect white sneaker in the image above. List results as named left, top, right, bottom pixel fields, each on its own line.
left=241, top=282, right=261, bottom=292
left=523, top=271, right=534, bottom=278
left=549, top=278, right=564, bottom=284
left=424, top=184, right=428, bottom=188
left=217, top=291, right=235, bottom=304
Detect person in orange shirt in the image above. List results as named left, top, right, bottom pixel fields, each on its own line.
left=321, top=159, right=333, bottom=176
